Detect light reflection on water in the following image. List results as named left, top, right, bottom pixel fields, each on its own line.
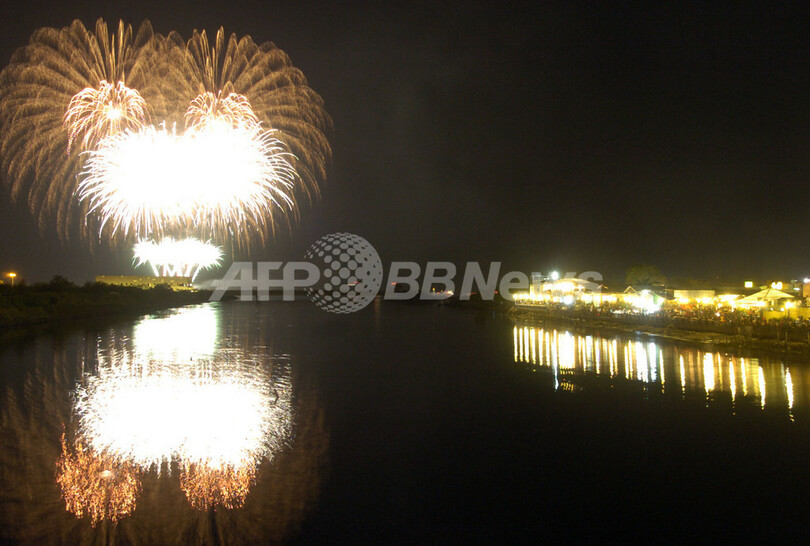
left=63, top=305, right=294, bottom=520
left=0, top=303, right=326, bottom=543
left=512, top=324, right=807, bottom=416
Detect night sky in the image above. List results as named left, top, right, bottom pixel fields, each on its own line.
left=2, top=1, right=810, bottom=284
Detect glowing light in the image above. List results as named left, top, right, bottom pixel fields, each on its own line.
left=180, top=462, right=256, bottom=510
left=76, top=355, right=290, bottom=472
left=745, top=281, right=754, bottom=288
left=185, top=92, right=259, bottom=131
left=0, top=19, right=331, bottom=242
left=56, top=434, right=141, bottom=525
left=759, top=366, right=766, bottom=408
left=78, top=123, right=297, bottom=240
left=550, top=271, right=560, bottom=280
left=704, top=353, right=715, bottom=393
left=132, top=305, right=219, bottom=361
left=75, top=308, right=293, bottom=473
left=786, top=367, right=795, bottom=411
left=133, top=238, right=224, bottom=281
left=64, top=81, right=148, bottom=152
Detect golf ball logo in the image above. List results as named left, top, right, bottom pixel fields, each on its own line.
left=304, top=233, right=383, bottom=313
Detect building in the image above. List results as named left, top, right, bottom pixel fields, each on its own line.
left=95, top=275, right=194, bottom=291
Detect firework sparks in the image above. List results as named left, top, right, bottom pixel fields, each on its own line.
left=0, top=19, right=331, bottom=245
left=77, top=123, right=297, bottom=241
left=64, top=81, right=149, bottom=153
left=180, top=462, right=256, bottom=510
left=185, top=92, right=259, bottom=131
left=56, top=434, right=141, bottom=525
left=133, top=238, right=224, bottom=280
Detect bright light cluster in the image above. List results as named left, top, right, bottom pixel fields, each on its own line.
left=56, top=434, right=141, bottom=525
left=64, top=80, right=149, bottom=153
left=59, top=306, right=294, bottom=515
left=74, top=307, right=292, bottom=484
left=74, top=308, right=292, bottom=472
left=75, top=367, right=281, bottom=469
left=78, top=121, right=297, bottom=239
left=0, top=19, right=331, bottom=243
left=185, top=92, right=260, bottom=131
left=133, top=237, right=224, bottom=280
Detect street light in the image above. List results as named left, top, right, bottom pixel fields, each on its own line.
left=7, top=272, right=16, bottom=287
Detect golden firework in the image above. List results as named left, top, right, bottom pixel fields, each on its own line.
left=56, top=434, right=141, bottom=525
left=0, top=19, right=331, bottom=248
left=180, top=462, right=257, bottom=510
left=64, top=80, right=149, bottom=152
left=185, top=91, right=259, bottom=131
left=0, top=19, right=161, bottom=239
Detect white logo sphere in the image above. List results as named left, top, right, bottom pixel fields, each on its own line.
left=305, top=233, right=383, bottom=313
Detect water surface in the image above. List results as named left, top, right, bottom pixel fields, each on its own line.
left=1, top=301, right=809, bottom=542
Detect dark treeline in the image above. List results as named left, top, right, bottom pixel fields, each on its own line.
left=0, top=276, right=211, bottom=328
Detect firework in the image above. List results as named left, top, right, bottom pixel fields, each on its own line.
left=184, top=27, right=332, bottom=203
left=56, top=434, right=141, bottom=525
left=0, top=19, right=162, bottom=237
left=77, top=120, right=297, bottom=243
left=0, top=18, right=331, bottom=247
left=185, top=91, right=259, bottom=131
left=64, top=81, right=149, bottom=153
left=133, top=238, right=224, bottom=280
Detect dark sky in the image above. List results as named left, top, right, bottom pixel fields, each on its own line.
left=2, top=1, right=810, bottom=283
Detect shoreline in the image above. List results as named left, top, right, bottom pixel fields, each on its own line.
left=0, top=283, right=215, bottom=340
left=508, top=305, right=810, bottom=359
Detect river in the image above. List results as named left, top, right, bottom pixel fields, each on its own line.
left=1, top=300, right=808, bottom=542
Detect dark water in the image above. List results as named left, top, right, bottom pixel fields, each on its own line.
left=2, top=301, right=810, bottom=543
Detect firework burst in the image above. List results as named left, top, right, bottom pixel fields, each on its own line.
left=133, top=237, right=224, bottom=280
left=77, top=122, right=297, bottom=243
left=185, top=91, right=259, bottom=131
left=0, top=18, right=331, bottom=248
left=64, top=80, right=149, bottom=153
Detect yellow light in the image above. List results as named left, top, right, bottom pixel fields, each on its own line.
left=744, top=281, right=753, bottom=288
left=771, top=281, right=783, bottom=290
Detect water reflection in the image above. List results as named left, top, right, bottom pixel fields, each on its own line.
left=56, top=434, right=141, bottom=525
left=0, top=303, right=327, bottom=543
left=61, top=306, right=293, bottom=520
left=513, top=324, right=807, bottom=416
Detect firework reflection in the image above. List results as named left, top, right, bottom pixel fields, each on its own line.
left=0, top=303, right=326, bottom=542
left=76, top=304, right=292, bottom=482
left=56, top=434, right=141, bottom=525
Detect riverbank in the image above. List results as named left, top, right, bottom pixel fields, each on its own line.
left=0, top=280, right=213, bottom=330
left=509, top=304, right=810, bottom=357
